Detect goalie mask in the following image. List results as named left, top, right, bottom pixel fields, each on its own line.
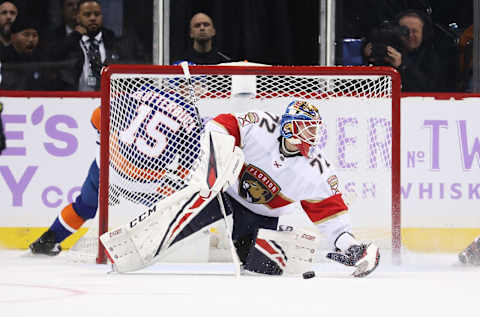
left=280, top=100, right=322, bottom=158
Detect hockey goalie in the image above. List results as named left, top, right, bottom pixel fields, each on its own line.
left=101, top=88, right=380, bottom=278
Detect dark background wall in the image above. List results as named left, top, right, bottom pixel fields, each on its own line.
left=169, top=0, right=320, bottom=66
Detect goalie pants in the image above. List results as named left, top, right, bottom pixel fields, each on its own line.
left=229, top=195, right=279, bottom=263
left=174, top=193, right=278, bottom=264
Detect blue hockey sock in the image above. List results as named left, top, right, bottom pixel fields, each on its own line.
left=49, top=218, right=74, bottom=243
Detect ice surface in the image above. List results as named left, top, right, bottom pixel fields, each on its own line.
left=1, top=249, right=479, bottom=317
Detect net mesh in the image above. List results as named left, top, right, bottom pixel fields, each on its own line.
left=70, top=66, right=398, bottom=263
left=108, top=78, right=203, bottom=207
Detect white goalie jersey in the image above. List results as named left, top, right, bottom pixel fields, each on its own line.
left=206, top=110, right=352, bottom=246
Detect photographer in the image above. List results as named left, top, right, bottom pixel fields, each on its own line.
left=363, top=9, right=446, bottom=92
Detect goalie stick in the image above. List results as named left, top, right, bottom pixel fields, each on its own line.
left=180, top=61, right=242, bottom=277
left=179, top=62, right=203, bottom=128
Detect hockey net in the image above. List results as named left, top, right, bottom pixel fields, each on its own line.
left=69, top=65, right=401, bottom=265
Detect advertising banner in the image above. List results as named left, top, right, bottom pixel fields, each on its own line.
left=0, top=95, right=479, bottom=251
left=402, top=97, right=480, bottom=227
left=0, top=97, right=98, bottom=226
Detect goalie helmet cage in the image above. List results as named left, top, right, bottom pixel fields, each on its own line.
left=98, top=65, right=401, bottom=265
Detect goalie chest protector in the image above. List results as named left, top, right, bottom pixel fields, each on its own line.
left=210, top=110, right=346, bottom=218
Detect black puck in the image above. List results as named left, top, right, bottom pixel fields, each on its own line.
left=302, top=271, right=315, bottom=279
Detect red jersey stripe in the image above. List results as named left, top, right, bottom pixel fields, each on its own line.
left=267, top=192, right=294, bottom=209
left=301, top=194, right=348, bottom=223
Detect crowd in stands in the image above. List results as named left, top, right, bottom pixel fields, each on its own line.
left=0, top=0, right=147, bottom=91
left=0, top=0, right=475, bottom=93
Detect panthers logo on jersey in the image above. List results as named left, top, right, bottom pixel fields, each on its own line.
left=238, top=164, right=280, bottom=204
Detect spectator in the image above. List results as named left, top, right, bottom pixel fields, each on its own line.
left=0, top=0, right=17, bottom=55
left=50, top=0, right=139, bottom=91
left=0, top=13, right=50, bottom=90
left=41, top=0, right=79, bottom=54
left=173, top=12, right=231, bottom=65
left=363, top=9, right=446, bottom=92
left=52, top=0, right=79, bottom=39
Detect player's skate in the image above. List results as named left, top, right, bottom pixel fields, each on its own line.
left=29, top=230, right=62, bottom=256
left=458, top=236, right=480, bottom=265
left=327, top=243, right=380, bottom=278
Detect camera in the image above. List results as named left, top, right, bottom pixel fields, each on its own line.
left=369, top=21, right=409, bottom=65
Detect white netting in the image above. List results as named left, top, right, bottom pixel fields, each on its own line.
left=108, top=77, right=204, bottom=206
left=69, top=66, right=399, bottom=263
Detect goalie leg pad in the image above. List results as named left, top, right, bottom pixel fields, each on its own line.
left=243, top=232, right=285, bottom=275
left=242, top=228, right=320, bottom=276
left=100, top=186, right=213, bottom=272
left=100, top=226, right=147, bottom=272
left=100, top=131, right=245, bottom=273
left=170, top=193, right=232, bottom=245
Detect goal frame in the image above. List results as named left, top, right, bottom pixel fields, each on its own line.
left=98, top=65, right=402, bottom=264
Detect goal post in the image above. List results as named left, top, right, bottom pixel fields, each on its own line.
left=97, top=65, right=401, bottom=265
